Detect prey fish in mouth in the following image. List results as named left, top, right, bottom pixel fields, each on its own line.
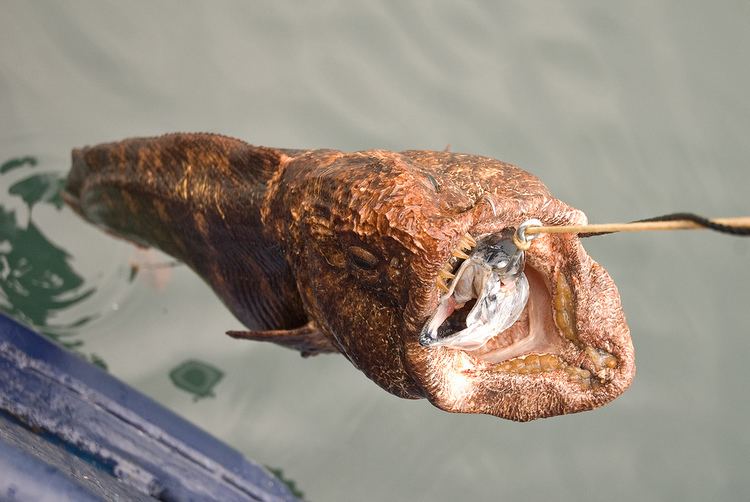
left=419, top=228, right=531, bottom=351
left=64, top=133, right=635, bottom=421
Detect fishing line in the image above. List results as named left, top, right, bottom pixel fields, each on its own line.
left=513, top=213, right=750, bottom=250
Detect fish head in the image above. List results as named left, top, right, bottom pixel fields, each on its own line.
left=267, top=149, right=635, bottom=420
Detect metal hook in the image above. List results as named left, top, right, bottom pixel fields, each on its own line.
left=513, top=218, right=543, bottom=250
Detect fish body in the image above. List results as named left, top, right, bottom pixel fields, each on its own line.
left=65, top=133, right=635, bottom=421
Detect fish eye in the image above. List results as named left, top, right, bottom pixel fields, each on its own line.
left=348, top=245, right=379, bottom=271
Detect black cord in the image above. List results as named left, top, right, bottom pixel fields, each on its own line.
left=580, top=212, right=750, bottom=238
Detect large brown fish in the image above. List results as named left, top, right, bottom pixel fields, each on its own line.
left=64, top=133, right=635, bottom=421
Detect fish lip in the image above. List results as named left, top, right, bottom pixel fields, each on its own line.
left=403, top=208, right=635, bottom=421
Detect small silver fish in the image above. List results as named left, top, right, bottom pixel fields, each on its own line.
left=420, top=230, right=529, bottom=351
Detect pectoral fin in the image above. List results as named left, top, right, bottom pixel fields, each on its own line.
left=227, top=322, right=338, bottom=357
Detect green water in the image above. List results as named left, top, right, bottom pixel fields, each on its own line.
left=2, top=2, right=749, bottom=501
left=0, top=159, right=91, bottom=341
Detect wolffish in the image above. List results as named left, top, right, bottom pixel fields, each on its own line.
left=64, top=133, right=635, bottom=421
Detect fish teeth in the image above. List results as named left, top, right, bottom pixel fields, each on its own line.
left=439, top=261, right=455, bottom=274
left=438, top=269, right=455, bottom=280
left=434, top=233, right=476, bottom=292
left=460, top=233, right=476, bottom=249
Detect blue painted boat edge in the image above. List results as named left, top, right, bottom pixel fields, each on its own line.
left=0, top=414, right=154, bottom=502
left=0, top=313, right=298, bottom=501
left=0, top=436, right=106, bottom=502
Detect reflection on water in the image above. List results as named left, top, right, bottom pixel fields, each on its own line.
left=0, top=156, right=106, bottom=368
left=267, top=467, right=306, bottom=501
left=168, top=359, right=224, bottom=401
left=128, top=251, right=180, bottom=289
left=0, top=156, right=38, bottom=174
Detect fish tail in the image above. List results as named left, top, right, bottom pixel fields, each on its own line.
left=64, top=133, right=308, bottom=330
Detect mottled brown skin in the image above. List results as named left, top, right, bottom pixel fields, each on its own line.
left=64, top=133, right=635, bottom=421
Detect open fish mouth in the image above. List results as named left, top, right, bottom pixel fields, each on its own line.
left=408, top=223, right=635, bottom=421
left=419, top=229, right=531, bottom=351
left=436, top=248, right=602, bottom=385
